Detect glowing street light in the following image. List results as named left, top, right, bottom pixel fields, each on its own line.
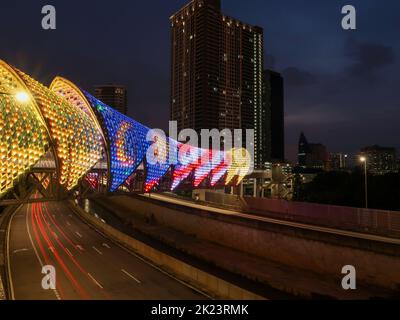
left=15, top=91, right=30, bottom=103
left=0, top=90, right=31, bottom=103
left=360, top=156, right=368, bottom=209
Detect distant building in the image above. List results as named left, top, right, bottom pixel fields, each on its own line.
left=260, top=70, right=285, bottom=167
left=298, top=132, right=309, bottom=167
left=330, top=153, right=349, bottom=171
left=307, top=144, right=329, bottom=170
left=298, top=132, right=329, bottom=170
left=170, top=0, right=263, bottom=152
left=94, top=85, right=128, bottom=115
left=360, top=145, right=397, bottom=175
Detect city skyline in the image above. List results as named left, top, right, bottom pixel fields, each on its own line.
left=1, top=0, right=399, bottom=162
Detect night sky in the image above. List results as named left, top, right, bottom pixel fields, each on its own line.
left=1, top=0, right=399, bottom=162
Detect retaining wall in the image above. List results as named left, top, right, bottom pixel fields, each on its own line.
left=105, top=195, right=400, bottom=292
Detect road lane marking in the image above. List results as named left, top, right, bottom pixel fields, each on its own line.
left=23, top=204, right=61, bottom=300
left=76, top=245, right=84, bottom=251
left=121, top=269, right=141, bottom=284
left=68, top=201, right=212, bottom=300
left=65, top=248, right=73, bottom=257
left=116, top=242, right=213, bottom=299
left=12, top=248, right=29, bottom=254
left=92, top=246, right=103, bottom=255
left=66, top=221, right=71, bottom=227
left=88, top=273, right=103, bottom=289
left=75, top=231, right=83, bottom=238
left=102, top=243, right=111, bottom=249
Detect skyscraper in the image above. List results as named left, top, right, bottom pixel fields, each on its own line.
left=360, top=145, right=397, bottom=175
left=298, top=132, right=310, bottom=167
left=260, top=70, right=285, bottom=168
left=170, top=0, right=264, bottom=144
left=94, top=84, right=128, bottom=115
left=331, top=153, right=349, bottom=171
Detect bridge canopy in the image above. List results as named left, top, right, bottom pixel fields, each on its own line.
left=0, top=59, right=252, bottom=200
left=0, top=60, right=50, bottom=196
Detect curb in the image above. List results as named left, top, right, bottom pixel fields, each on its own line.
left=69, top=201, right=265, bottom=300
left=0, top=211, right=7, bottom=300
left=0, top=204, right=23, bottom=301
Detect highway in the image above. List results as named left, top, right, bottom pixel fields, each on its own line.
left=7, top=201, right=208, bottom=300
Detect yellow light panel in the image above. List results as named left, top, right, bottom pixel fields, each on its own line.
left=225, top=148, right=252, bottom=185
left=12, top=67, right=103, bottom=191
left=50, top=77, right=105, bottom=138
left=0, top=60, right=49, bottom=197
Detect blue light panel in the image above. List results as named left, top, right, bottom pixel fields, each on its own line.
left=83, top=91, right=150, bottom=192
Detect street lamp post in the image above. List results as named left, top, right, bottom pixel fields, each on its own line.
left=360, top=156, right=368, bottom=209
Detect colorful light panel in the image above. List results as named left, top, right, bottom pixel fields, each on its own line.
left=144, top=135, right=172, bottom=192
left=193, top=150, right=222, bottom=187
left=171, top=144, right=203, bottom=190
left=50, top=77, right=104, bottom=137
left=83, top=92, right=150, bottom=192
left=12, top=67, right=103, bottom=191
left=0, top=60, right=50, bottom=197
left=210, top=153, right=231, bottom=186
left=225, top=148, right=252, bottom=185
left=1, top=59, right=254, bottom=196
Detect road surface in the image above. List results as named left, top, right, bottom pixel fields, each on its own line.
left=7, top=201, right=208, bottom=300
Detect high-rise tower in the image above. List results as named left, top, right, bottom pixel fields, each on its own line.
left=170, top=0, right=264, bottom=147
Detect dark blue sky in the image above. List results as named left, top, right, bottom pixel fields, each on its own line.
left=1, top=0, right=399, bottom=162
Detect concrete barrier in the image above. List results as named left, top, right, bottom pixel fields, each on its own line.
left=69, top=201, right=265, bottom=300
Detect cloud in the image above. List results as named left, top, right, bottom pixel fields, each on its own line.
left=282, top=67, right=317, bottom=87
left=344, top=39, right=396, bottom=78
left=285, top=105, right=349, bottom=126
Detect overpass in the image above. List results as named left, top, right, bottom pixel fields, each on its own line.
left=0, top=59, right=249, bottom=206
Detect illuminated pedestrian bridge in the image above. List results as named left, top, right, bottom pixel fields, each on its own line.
left=0, top=59, right=251, bottom=201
